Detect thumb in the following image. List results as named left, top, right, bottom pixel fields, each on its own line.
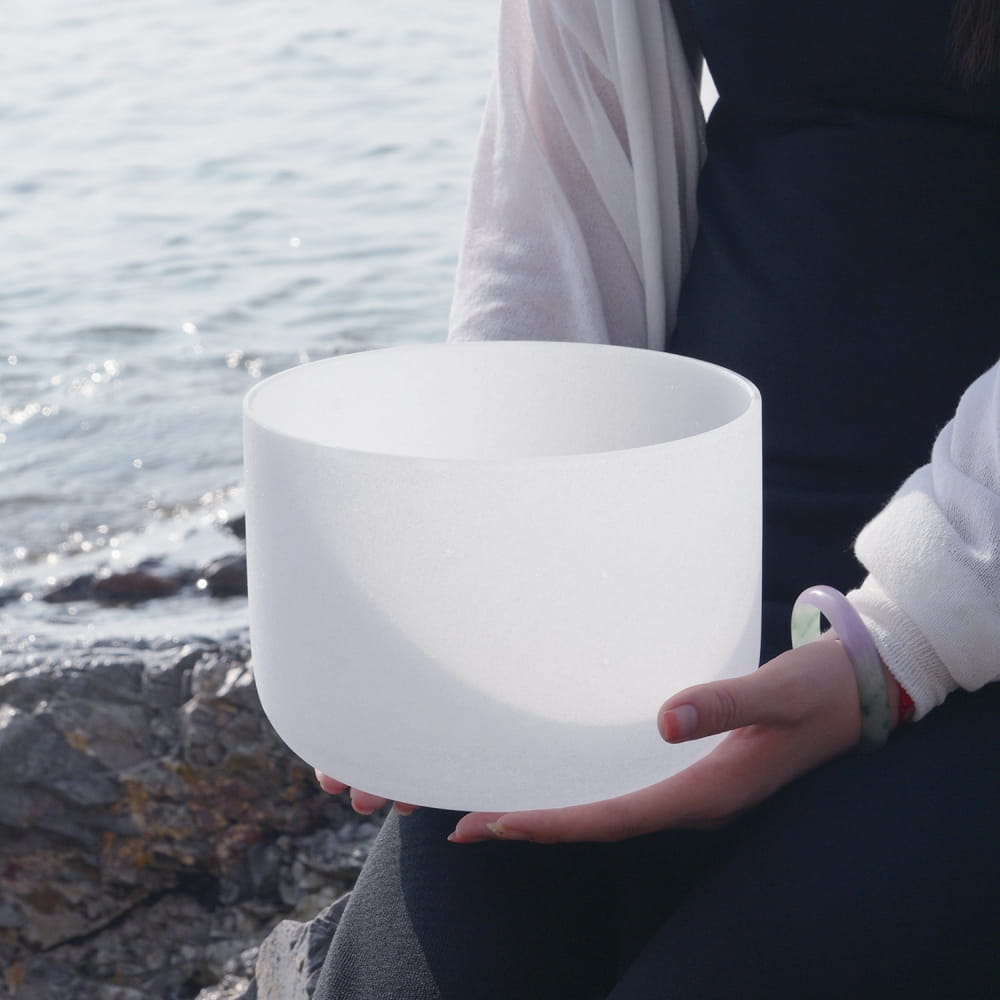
left=658, top=662, right=803, bottom=743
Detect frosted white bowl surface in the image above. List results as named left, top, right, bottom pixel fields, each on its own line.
left=243, top=341, right=761, bottom=811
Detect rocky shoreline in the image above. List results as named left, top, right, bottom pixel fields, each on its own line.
left=1, top=515, right=251, bottom=612
left=0, top=630, right=381, bottom=999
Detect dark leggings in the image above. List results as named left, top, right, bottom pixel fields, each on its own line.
left=315, top=681, right=1000, bottom=999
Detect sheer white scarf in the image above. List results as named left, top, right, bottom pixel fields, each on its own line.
left=448, top=0, right=704, bottom=351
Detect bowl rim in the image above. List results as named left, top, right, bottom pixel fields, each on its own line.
left=243, top=340, right=762, bottom=467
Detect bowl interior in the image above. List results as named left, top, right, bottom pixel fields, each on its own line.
left=245, top=341, right=758, bottom=461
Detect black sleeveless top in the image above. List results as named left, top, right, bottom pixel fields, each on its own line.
left=669, top=0, right=1000, bottom=658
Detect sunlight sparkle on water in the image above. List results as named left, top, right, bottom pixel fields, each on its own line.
left=0, top=0, right=500, bottom=648
left=3, top=402, right=42, bottom=426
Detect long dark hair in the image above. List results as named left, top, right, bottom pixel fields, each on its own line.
left=950, top=0, right=1000, bottom=84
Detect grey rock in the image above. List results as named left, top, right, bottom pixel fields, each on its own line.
left=92, top=571, right=184, bottom=603
left=250, top=894, right=351, bottom=1000
left=42, top=573, right=97, bottom=603
left=141, top=645, right=196, bottom=711
left=225, top=514, right=247, bottom=541
left=0, top=634, right=382, bottom=999
left=201, top=555, right=248, bottom=598
left=196, top=973, right=256, bottom=1000
left=0, top=651, right=145, bottom=709
left=42, top=571, right=186, bottom=605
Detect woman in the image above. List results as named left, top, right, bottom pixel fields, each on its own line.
left=313, top=1, right=1000, bottom=995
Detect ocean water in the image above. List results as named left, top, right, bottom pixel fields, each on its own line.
left=0, top=0, right=497, bottom=649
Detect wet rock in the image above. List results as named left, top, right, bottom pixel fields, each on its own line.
left=92, top=571, right=184, bottom=603
left=42, top=574, right=97, bottom=603
left=0, top=636, right=382, bottom=1000
left=201, top=555, right=248, bottom=598
left=42, top=571, right=186, bottom=605
left=0, top=587, right=22, bottom=608
left=225, top=514, right=247, bottom=541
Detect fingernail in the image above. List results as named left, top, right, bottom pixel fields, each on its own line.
left=663, top=704, right=699, bottom=742
left=487, top=821, right=530, bottom=841
left=394, top=804, right=416, bottom=816
left=447, top=823, right=501, bottom=845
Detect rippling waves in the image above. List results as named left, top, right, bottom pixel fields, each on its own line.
left=0, top=0, right=497, bottom=644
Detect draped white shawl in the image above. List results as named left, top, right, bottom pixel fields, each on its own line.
left=448, top=0, right=704, bottom=351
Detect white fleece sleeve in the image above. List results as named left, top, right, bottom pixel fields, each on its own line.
left=849, top=359, right=1000, bottom=719
left=447, top=0, right=703, bottom=350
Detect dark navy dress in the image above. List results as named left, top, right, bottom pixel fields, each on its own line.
left=672, top=0, right=1000, bottom=658
left=316, top=4, right=1000, bottom=998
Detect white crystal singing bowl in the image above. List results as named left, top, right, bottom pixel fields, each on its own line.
left=243, top=341, right=761, bottom=812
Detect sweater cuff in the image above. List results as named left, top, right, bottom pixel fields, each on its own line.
left=847, top=577, right=956, bottom=721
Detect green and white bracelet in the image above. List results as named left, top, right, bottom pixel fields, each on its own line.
left=791, top=585, right=891, bottom=751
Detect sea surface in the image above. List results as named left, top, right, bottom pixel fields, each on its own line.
left=0, top=0, right=498, bottom=652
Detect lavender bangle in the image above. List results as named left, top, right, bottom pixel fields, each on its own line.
left=791, top=585, right=891, bottom=751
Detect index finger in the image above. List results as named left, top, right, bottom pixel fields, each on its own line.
left=451, top=766, right=707, bottom=845
left=315, top=770, right=348, bottom=795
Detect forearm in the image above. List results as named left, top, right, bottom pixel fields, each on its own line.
left=849, top=358, right=1000, bottom=719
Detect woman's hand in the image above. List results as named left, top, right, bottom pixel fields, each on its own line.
left=314, top=772, right=420, bottom=817
left=450, top=639, right=899, bottom=844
